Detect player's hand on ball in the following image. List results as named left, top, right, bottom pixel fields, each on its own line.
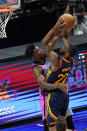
left=59, top=13, right=77, bottom=30
left=54, top=18, right=66, bottom=36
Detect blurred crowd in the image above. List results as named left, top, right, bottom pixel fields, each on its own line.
left=73, top=10, right=87, bottom=35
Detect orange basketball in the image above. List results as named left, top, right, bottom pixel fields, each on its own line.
left=59, top=14, right=76, bottom=30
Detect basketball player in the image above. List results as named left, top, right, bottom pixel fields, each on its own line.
left=31, top=6, right=75, bottom=130
left=25, top=44, right=68, bottom=131
left=41, top=15, right=77, bottom=131
left=25, top=44, right=68, bottom=95
left=26, top=6, right=75, bottom=131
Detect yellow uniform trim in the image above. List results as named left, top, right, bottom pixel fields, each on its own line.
left=47, top=93, right=57, bottom=120
left=46, top=69, right=52, bottom=81
left=61, top=57, right=70, bottom=63
left=47, top=94, right=67, bottom=120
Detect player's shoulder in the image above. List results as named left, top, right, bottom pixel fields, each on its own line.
left=49, top=51, right=60, bottom=61
left=32, top=65, right=41, bottom=69
left=50, top=50, right=58, bottom=56
left=32, top=65, right=43, bottom=72
left=61, top=57, right=72, bottom=63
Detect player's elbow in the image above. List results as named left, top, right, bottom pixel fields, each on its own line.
left=37, top=79, right=47, bottom=89
left=37, top=79, right=43, bottom=86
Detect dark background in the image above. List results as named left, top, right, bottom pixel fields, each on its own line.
left=1, top=0, right=87, bottom=49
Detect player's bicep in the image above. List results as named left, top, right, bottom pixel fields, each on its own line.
left=42, top=44, right=52, bottom=58
left=32, top=68, right=46, bottom=88
left=62, top=37, right=70, bottom=46
left=32, top=66, right=43, bottom=79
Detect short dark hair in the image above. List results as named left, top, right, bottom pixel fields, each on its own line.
left=77, top=14, right=84, bottom=22
left=55, top=116, right=67, bottom=131
left=68, top=44, right=77, bottom=57
left=25, top=44, right=35, bottom=58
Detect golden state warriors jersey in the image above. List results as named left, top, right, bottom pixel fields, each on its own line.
left=46, top=57, right=73, bottom=84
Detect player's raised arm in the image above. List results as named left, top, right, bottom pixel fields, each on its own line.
left=41, top=18, right=65, bottom=69
left=62, top=29, right=70, bottom=46
left=41, top=18, right=64, bottom=55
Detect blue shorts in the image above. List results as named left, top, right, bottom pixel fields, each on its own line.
left=46, top=91, right=69, bottom=127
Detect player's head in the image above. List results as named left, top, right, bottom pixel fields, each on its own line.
left=60, top=44, right=77, bottom=59
left=25, top=44, right=46, bottom=65
left=55, top=116, right=67, bottom=131
left=77, top=14, right=84, bottom=24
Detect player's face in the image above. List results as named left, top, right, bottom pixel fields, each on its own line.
left=33, top=47, right=46, bottom=65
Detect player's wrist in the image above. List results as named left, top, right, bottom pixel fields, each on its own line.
left=63, top=35, right=69, bottom=39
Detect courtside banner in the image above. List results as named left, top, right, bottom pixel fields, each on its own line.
left=0, top=58, right=41, bottom=124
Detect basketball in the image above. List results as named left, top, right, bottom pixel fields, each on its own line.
left=59, top=14, right=76, bottom=30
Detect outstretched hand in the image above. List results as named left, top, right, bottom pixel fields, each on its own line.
left=64, top=5, right=77, bottom=26
left=64, top=5, right=70, bottom=14
left=53, top=5, right=70, bottom=37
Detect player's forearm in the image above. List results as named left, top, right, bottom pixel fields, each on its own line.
left=48, top=35, right=59, bottom=50
left=41, top=26, right=58, bottom=46
left=41, top=30, right=60, bottom=57
left=37, top=78, right=59, bottom=90
left=37, top=77, right=68, bottom=93
left=32, top=68, right=40, bottom=79
left=42, top=18, right=65, bottom=56
left=32, top=66, right=43, bottom=80
left=62, top=37, right=70, bottom=46
left=62, top=29, right=70, bottom=45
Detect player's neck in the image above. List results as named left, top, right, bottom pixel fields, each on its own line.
left=62, top=54, right=70, bottom=61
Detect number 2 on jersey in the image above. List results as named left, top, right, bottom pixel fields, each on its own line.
left=55, top=73, right=69, bottom=84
